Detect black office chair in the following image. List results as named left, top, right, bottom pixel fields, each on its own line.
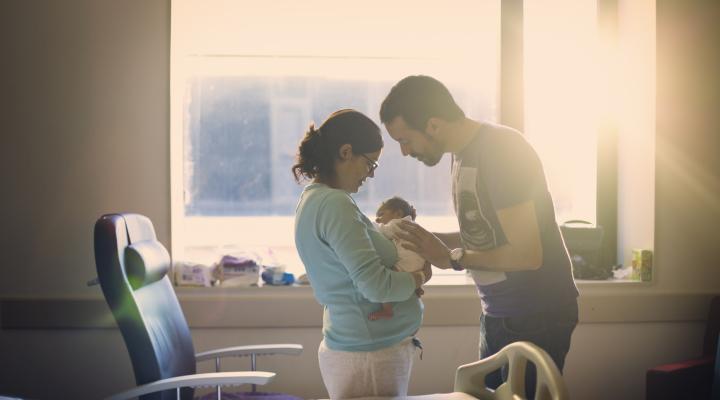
left=94, top=213, right=303, bottom=400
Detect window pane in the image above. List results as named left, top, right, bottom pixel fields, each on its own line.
left=185, top=77, right=272, bottom=215
left=184, top=76, right=494, bottom=217
left=524, top=0, right=599, bottom=224
left=171, top=0, right=501, bottom=261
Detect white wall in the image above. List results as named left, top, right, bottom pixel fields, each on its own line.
left=653, top=0, right=720, bottom=293
left=0, top=321, right=707, bottom=400
left=0, top=0, right=171, bottom=297
left=1, top=0, right=719, bottom=399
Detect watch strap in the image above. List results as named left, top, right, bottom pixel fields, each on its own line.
left=450, top=257, right=464, bottom=271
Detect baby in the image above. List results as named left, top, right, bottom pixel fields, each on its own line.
left=369, top=196, right=426, bottom=321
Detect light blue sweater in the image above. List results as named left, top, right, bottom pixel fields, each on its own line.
left=294, top=183, right=423, bottom=352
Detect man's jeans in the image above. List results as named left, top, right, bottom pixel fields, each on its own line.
left=479, top=301, right=578, bottom=398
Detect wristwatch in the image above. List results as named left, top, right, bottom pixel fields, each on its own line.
left=449, top=248, right=465, bottom=271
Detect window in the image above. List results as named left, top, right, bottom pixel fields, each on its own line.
left=171, top=1, right=652, bottom=278
left=524, top=0, right=656, bottom=271
left=525, top=0, right=599, bottom=224
left=171, top=1, right=501, bottom=274
left=181, top=76, right=492, bottom=217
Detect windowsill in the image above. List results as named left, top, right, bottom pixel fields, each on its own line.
left=170, top=276, right=651, bottom=294
left=575, top=278, right=651, bottom=285
left=169, top=278, right=655, bottom=303
left=423, top=273, right=652, bottom=287
left=175, top=241, right=653, bottom=289
left=172, top=255, right=652, bottom=290
left=170, top=276, right=652, bottom=294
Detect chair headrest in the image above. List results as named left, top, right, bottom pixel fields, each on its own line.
left=124, top=240, right=171, bottom=289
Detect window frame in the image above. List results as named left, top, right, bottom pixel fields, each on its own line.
left=170, top=0, right=655, bottom=283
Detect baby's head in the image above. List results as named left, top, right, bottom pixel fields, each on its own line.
left=375, top=196, right=417, bottom=224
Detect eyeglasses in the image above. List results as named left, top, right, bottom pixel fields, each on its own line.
left=361, top=154, right=379, bottom=174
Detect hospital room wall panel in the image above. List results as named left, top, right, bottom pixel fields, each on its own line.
left=564, top=321, right=706, bottom=400
left=0, top=322, right=705, bottom=400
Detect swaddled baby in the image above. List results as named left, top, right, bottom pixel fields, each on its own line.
left=369, top=196, right=426, bottom=320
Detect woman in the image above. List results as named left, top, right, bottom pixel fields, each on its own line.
left=292, top=109, right=431, bottom=399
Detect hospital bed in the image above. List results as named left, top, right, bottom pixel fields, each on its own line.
left=347, top=340, right=568, bottom=400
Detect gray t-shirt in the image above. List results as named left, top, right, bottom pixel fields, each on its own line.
left=452, top=123, right=579, bottom=317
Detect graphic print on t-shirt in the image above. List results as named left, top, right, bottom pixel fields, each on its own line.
left=455, top=166, right=507, bottom=286
left=456, top=166, right=496, bottom=250
left=458, top=190, right=495, bottom=249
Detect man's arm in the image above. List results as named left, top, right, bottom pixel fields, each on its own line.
left=396, top=200, right=543, bottom=272
left=460, top=200, right=543, bottom=271
left=433, top=232, right=462, bottom=249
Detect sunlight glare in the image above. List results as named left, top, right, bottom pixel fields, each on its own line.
left=524, top=0, right=598, bottom=224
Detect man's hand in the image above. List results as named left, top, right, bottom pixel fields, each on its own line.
left=396, top=220, right=453, bottom=269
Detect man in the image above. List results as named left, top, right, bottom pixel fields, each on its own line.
left=379, top=75, right=579, bottom=395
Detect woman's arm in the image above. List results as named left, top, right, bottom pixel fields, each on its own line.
left=318, top=191, right=418, bottom=303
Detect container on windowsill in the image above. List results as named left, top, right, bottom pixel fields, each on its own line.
left=217, top=253, right=261, bottom=287
left=631, top=249, right=653, bottom=282
left=560, top=220, right=608, bottom=280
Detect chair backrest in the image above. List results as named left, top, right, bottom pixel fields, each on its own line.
left=713, top=332, right=720, bottom=400
left=454, top=341, right=568, bottom=400
left=94, top=213, right=196, bottom=400
left=703, top=295, right=720, bottom=357
left=709, top=296, right=720, bottom=400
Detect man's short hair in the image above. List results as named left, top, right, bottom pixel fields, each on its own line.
left=380, top=75, right=465, bottom=131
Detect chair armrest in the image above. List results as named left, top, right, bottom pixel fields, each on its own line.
left=196, top=344, right=303, bottom=362
left=106, top=371, right=274, bottom=400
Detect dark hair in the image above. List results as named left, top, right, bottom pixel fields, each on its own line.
left=378, top=196, right=417, bottom=221
left=292, top=109, right=383, bottom=183
left=379, top=75, right=465, bottom=131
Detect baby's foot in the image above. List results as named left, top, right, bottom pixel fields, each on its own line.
left=368, top=308, right=394, bottom=321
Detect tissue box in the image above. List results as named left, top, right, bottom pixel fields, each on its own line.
left=217, top=254, right=260, bottom=287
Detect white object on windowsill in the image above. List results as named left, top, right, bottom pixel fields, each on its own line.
left=173, top=261, right=215, bottom=287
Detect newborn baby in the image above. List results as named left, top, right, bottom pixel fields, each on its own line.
left=369, top=196, right=426, bottom=320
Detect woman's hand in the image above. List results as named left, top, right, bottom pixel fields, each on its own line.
left=397, top=220, right=453, bottom=269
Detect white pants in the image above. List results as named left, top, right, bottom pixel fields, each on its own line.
left=318, top=337, right=416, bottom=399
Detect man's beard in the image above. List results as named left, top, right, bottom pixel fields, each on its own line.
left=417, top=139, right=444, bottom=166
left=421, top=153, right=442, bottom=166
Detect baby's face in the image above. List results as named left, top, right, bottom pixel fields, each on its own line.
left=375, top=207, right=404, bottom=224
